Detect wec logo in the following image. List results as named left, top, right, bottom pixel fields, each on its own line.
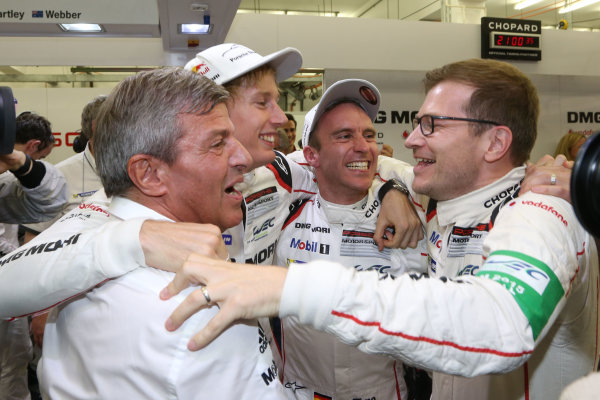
left=253, top=217, right=275, bottom=238
left=481, top=253, right=550, bottom=295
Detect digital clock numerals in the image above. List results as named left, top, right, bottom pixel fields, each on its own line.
left=493, top=33, right=539, bottom=49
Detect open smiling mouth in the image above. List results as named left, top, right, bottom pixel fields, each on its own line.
left=416, top=158, right=435, bottom=166
left=347, top=161, right=370, bottom=170
left=260, top=133, right=276, bottom=144
left=225, top=183, right=243, bottom=196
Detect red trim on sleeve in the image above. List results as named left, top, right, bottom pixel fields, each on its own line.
left=330, top=309, right=534, bottom=358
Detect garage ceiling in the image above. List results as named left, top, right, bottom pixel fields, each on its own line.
left=0, top=0, right=598, bottom=55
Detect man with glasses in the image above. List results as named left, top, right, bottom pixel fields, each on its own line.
left=161, top=58, right=598, bottom=400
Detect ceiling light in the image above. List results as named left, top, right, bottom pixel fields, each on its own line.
left=179, top=23, right=212, bottom=34
left=514, top=0, right=545, bottom=10
left=559, top=0, right=600, bottom=13
left=59, top=23, right=104, bottom=33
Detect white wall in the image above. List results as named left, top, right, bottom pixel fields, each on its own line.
left=225, top=14, right=600, bottom=77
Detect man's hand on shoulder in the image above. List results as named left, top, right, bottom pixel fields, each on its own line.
left=521, top=154, right=572, bottom=203
left=160, top=254, right=286, bottom=351
left=140, top=221, right=228, bottom=272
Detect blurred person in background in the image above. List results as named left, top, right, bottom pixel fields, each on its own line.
left=281, top=113, right=298, bottom=154
left=274, top=128, right=290, bottom=153
left=0, top=112, right=56, bottom=256
left=554, top=131, right=587, bottom=161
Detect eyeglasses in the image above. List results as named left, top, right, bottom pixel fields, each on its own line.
left=412, top=115, right=502, bottom=136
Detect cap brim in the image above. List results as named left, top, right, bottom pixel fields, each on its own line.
left=262, top=47, right=303, bottom=82
left=220, top=47, right=302, bottom=84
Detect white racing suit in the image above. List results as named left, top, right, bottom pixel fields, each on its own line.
left=279, top=166, right=599, bottom=400
left=224, top=151, right=317, bottom=265
left=273, top=181, right=427, bottom=400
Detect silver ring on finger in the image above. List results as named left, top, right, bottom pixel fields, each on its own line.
left=200, top=286, right=212, bottom=305
left=550, top=173, right=557, bottom=186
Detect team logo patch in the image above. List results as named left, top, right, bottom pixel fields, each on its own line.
left=477, top=250, right=564, bottom=339
left=447, top=224, right=488, bottom=258
left=245, top=186, right=279, bottom=220
left=340, top=230, right=391, bottom=259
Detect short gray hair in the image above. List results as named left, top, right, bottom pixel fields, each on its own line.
left=94, top=67, right=230, bottom=197
left=80, top=95, right=107, bottom=141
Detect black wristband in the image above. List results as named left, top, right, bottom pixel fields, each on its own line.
left=10, top=154, right=33, bottom=177
left=378, top=178, right=409, bottom=203
left=16, top=159, right=46, bottom=189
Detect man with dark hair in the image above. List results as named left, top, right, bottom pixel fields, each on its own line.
left=14, top=112, right=54, bottom=160
left=1, top=112, right=57, bottom=256
left=162, top=58, right=598, bottom=400
left=0, top=112, right=66, bottom=223
left=0, top=150, right=67, bottom=223
left=281, top=112, right=297, bottom=154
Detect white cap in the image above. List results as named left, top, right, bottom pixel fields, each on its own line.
left=184, top=43, right=302, bottom=85
left=301, top=79, right=380, bottom=148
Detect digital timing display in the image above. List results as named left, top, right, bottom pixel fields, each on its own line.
left=491, top=32, right=540, bottom=49
left=481, top=17, right=542, bottom=61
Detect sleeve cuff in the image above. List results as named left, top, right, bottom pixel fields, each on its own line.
left=95, top=217, right=146, bottom=276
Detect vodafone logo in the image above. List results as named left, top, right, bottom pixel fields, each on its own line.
left=521, top=200, right=568, bottom=226
left=78, top=203, right=110, bottom=217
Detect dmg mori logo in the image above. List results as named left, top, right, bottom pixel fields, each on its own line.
left=567, top=111, right=600, bottom=123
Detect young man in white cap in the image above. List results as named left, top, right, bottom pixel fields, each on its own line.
left=271, top=79, right=427, bottom=400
